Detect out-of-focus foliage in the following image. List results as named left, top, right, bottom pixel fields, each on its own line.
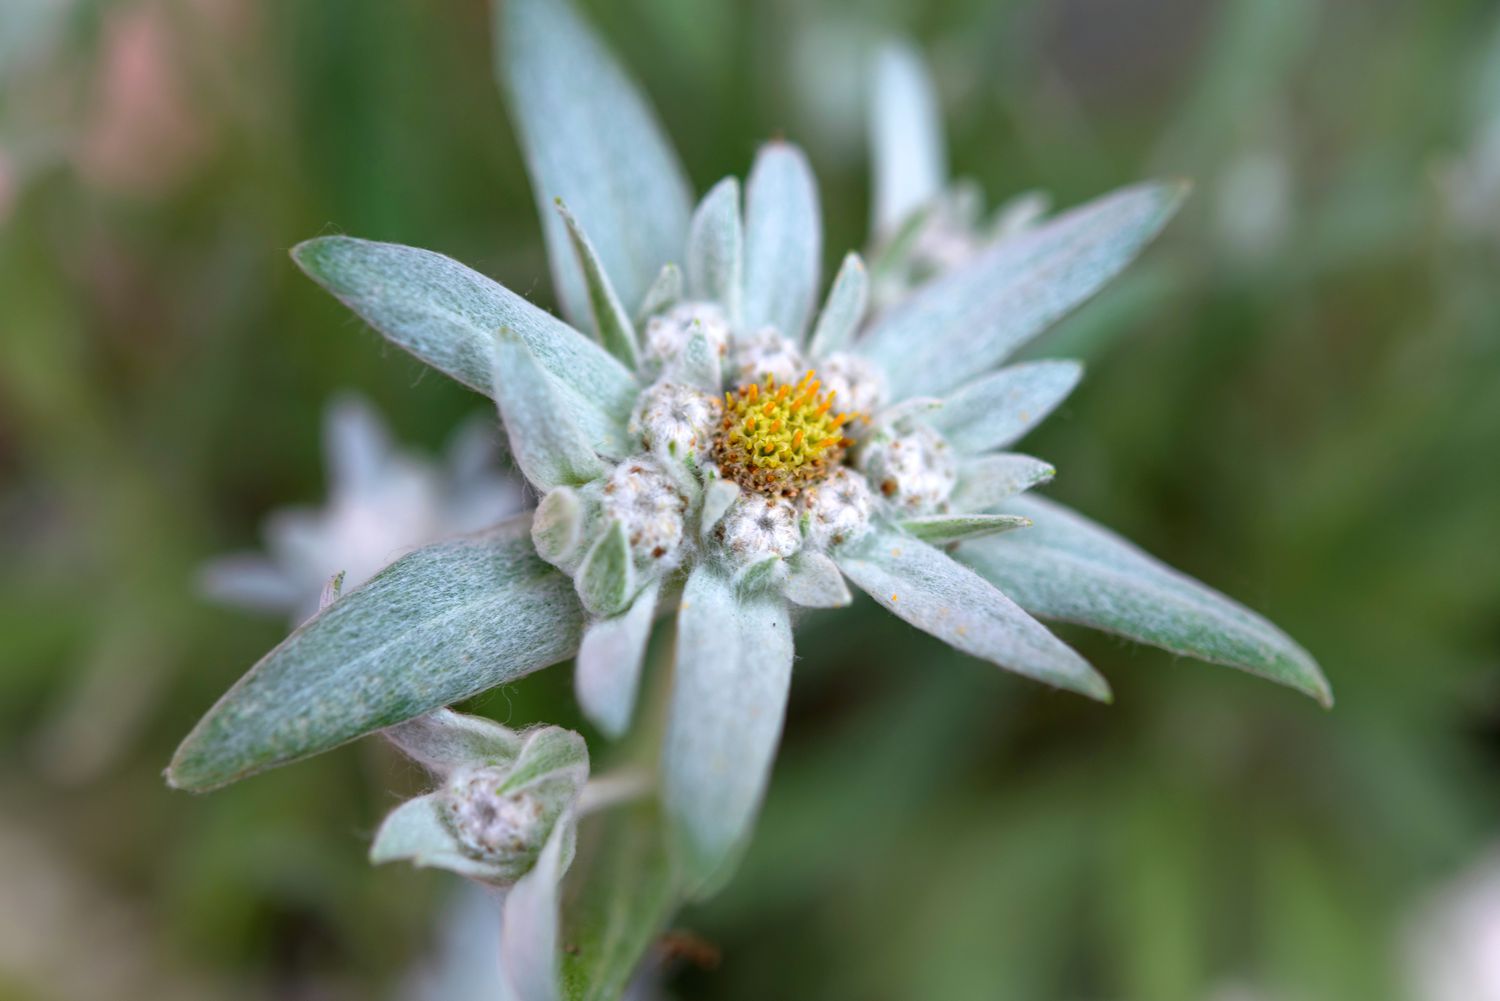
left=0, top=0, right=1496, bottom=999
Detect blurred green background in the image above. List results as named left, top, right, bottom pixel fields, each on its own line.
left=2, top=0, right=1498, bottom=998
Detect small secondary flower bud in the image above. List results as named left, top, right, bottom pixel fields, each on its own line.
left=444, top=767, right=548, bottom=862
left=644, top=302, right=730, bottom=375
left=600, top=454, right=689, bottom=570
left=799, top=467, right=875, bottom=550
left=731, top=326, right=804, bottom=387
left=716, top=492, right=801, bottom=568
left=815, top=351, right=886, bottom=416
left=631, top=379, right=721, bottom=461
left=858, top=425, right=957, bottom=514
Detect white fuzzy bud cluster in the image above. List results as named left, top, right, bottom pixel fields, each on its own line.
left=643, top=301, right=729, bottom=374
left=731, top=326, right=804, bottom=386
left=444, top=767, right=547, bottom=862
left=799, top=467, right=875, bottom=550
left=815, top=351, right=886, bottom=417
left=858, top=424, right=957, bottom=514
left=630, top=380, right=721, bottom=462
left=600, top=455, right=689, bottom=569
left=716, top=492, right=801, bottom=569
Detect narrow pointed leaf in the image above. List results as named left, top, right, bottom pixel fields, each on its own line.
left=860, top=182, right=1187, bottom=398
left=742, top=142, right=822, bottom=343
left=685, top=178, right=743, bottom=322
left=960, top=496, right=1332, bottom=706
left=951, top=453, right=1056, bottom=511
left=292, top=237, right=635, bottom=457
left=168, top=517, right=584, bottom=791
left=663, top=565, right=794, bottom=893
left=783, top=550, right=852, bottom=608
left=870, top=41, right=947, bottom=239
left=557, top=200, right=640, bottom=368
left=576, top=520, right=634, bottom=617
left=677, top=330, right=722, bottom=394
left=931, top=360, right=1083, bottom=453
left=635, top=263, right=682, bottom=324
left=492, top=328, right=609, bottom=491
left=836, top=527, right=1110, bottom=700
left=501, top=726, right=590, bottom=795
left=899, top=513, right=1032, bottom=544
left=383, top=708, right=523, bottom=773
left=498, top=0, right=691, bottom=326
left=576, top=580, right=660, bottom=739
left=807, top=252, right=870, bottom=358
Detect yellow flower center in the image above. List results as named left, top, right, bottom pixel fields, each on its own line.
left=714, top=370, right=858, bottom=497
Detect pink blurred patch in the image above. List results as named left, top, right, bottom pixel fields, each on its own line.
left=77, top=2, right=213, bottom=196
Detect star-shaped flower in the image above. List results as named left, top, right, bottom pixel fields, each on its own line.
left=168, top=1, right=1330, bottom=990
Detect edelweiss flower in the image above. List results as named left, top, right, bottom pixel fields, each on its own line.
left=168, top=2, right=1330, bottom=988
left=200, top=393, right=525, bottom=624
left=866, top=42, right=1052, bottom=307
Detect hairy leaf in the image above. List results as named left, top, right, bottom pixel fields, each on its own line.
left=168, top=517, right=584, bottom=791
left=961, top=496, right=1332, bottom=705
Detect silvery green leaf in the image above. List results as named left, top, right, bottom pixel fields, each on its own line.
left=492, top=328, right=609, bottom=491
left=556, top=200, right=640, bottom=368
left=898, top=513, right=1032, bottom=544
left=807, top=252, right=870, bottom=359
left=576, top=580, right=660, bottom=739
left=930, top=360, right=1083, bottom=454
left=500, top=817, right=575, bottom=1001
left=384, top=708, right=523, bottom=774
left=532, top=487, right=586, bottom=568
left=685, top=178, right=743, bottom=323
left=742, top=142, right=822, bottom=344
left=859, top=182, right=1187, bottom=398
left=663, top=565, right=794, bottom=893
left=950, top=453, right=1056, bottom=511
left=369, top=794, right=504, bottom=879
left=677, top=330, right=722, bottom=394
left=497, top=0, right=691, bottom=328
left=167, top=516, right=584, bottom=791
left=960, top=495, right=1332, bottom=706
left=783, top=550, right=852, bottom=608
left=635, top=263, right=683, bottom=324
left=870, top=41, right=946, bottom=239
left=835, top=527, right=1110, bottom=701
left=576, top=520, right=635, bottom=617
left=559, top=802, right=678, bottom=1001
left=291, top=238, right=635, bottom=457
left=500, top=726, right=590, bottom=796
left=698, top=479, right=740, bottom=540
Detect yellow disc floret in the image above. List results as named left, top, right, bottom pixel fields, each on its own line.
left=715, top=370, right=858, bottom=497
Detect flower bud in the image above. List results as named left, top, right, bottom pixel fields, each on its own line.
left=858, top=424, right=957, bottom=514
left=731, top=326, right=804, bottom=387
left=644, top=302, right=730, bottom=375
left=600, top=454, right=690, bottom=571
left=799, top=467, right=875, bottom=550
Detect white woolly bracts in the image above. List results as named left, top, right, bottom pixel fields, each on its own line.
left=799, top=467, right=875, bottom=550
left=443, top=767, right=548, bottom=862
left=600, top=454, right=690, bottom=571
left=857, top=424, right=957, bottom=514
left=643, top=301, right=730, bottom=375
